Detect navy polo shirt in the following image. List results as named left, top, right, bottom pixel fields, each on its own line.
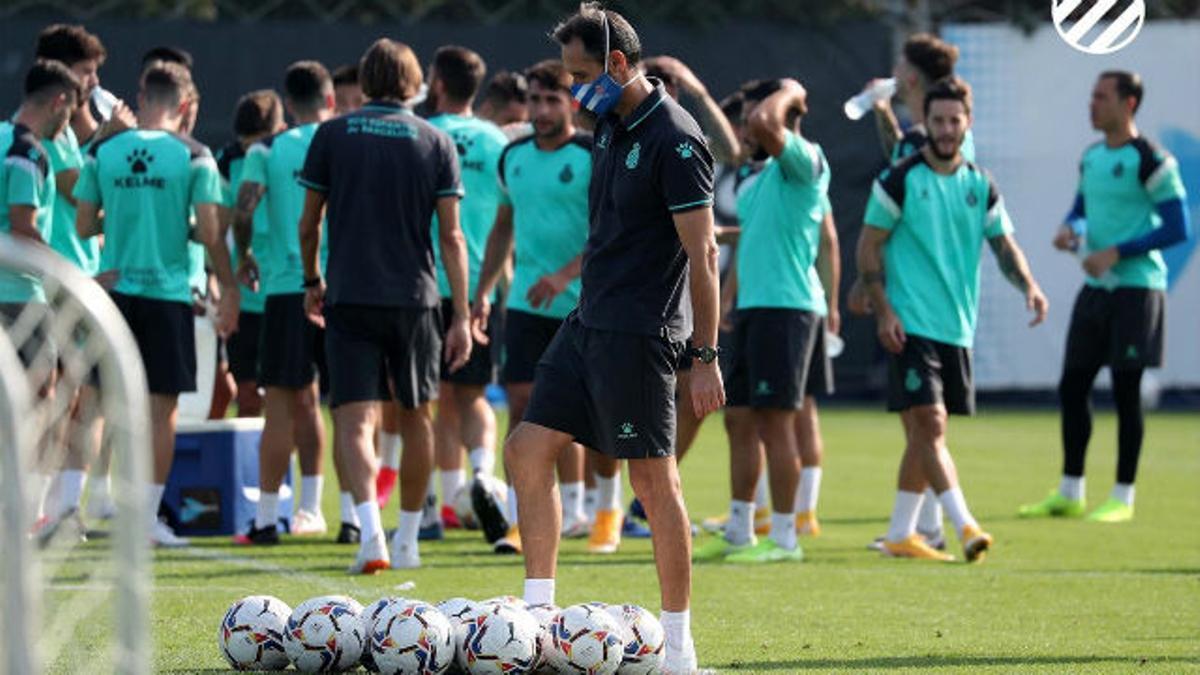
left=580, top=80, right=714, bottom=342
left=299, top=100, right=463, bottom=309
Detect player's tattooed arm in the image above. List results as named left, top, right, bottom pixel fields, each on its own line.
left=988, top=233, right=1049, bottom=326
left=232, top=181, right=265, bottom=258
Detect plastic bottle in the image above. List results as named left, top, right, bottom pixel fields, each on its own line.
left=843, top=78, right=896, bottom=121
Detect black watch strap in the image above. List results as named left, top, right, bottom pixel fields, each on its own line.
left=302, top=275, right=322, bottom=289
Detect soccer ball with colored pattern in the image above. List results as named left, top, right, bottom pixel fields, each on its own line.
left=217, top=595, right=291, bottom=671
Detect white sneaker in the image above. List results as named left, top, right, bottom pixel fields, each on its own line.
left=348, top=533, right=389, bottom=575
left=561, top=513, right=590, bottom=538
left=150, top=519, right=190, bottom=548
left=290, top=508, right=327, bottom=536
left=662, top=636, right=698, bottom=675
left=388, top=531, right=421, bottom=569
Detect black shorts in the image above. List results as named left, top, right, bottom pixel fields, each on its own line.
left=1064, top=286, right=1165, bottom=372
left=887, top=334, right=974, bottom=415
left=0, top=302, right=57, bottom=379
left=259, top=294, right=325, bottom=389
left=502, top=309, right=563, bottom=385
left=524, top=313, right=683, bottom=459
left=110, top=292, right=196, bottom=395
left=440, top=298, right=493, bottom=387
left=725, top=308, right=822, bottom=410
left=226, top=310, right=261, bottom=383
left=324, top=303, right=440, bottom=409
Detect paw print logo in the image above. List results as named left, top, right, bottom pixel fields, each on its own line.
left=454, top=132, right=475, bottom=157
left=675, top=141, right=695, bottom=159
left=127, top=148, right=153, bottom=174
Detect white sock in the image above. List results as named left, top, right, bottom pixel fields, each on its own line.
left=440, top=469, right=465, bottom=502
left=561, top=481, right=584, bottom=520
left=1060, top=475, right=1085, bottom=501
left=753, top=471, right=768, bottom=510
left=584, top=488, right=598, bottom=523
left=91, top=474, right=111, bottom=504
left=396, top=509, right=422, bottom=549
left=468, top=446, right=494, bottom=476
left=596, top=474, right=621, bottom=512
left=795, top=467, right=822, bottom=514
left=508, top=485, right=519, bottom=525
left=523, top=578, right=555, bottom=606
left=256, top=492, right=279, bottom=530
left=885, top=490, right=923, bottom=543
left=660, top=609, right=692, bottom=652
left=34, top=473, right=52, bottom=519
left=149, top=483, right=166, bottom=515
left=340, top=492, right=359, bottom=526
left=769, top=511, right=797, bottom=550
left=300, top=475, right=323, bottom=513
left=59, top=469, right=87, bottom=514
left=356, top=501, right=383, bottom=541
left=917, top=487, right=944, bottom=536
left=727, top=499, right=755, bottom=546
left=937, top=486, right=978, bottom=538
left=1111, top=482, right=1135, bottom=506
left=380, top=432, right=402, bottom=470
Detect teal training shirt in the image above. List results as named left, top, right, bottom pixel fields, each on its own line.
left=498, top=132, right=592, bottom=319
left=45, top=126, right=100, bottom=275
left=242, top=123, right=328, bottom=297
left=0, top=123, right=56, bottom=303
left=75, top=129, right=223, bottom=303
left=735, top=131, right=830, bottom=314
left=863, top=152, right=1013, bottom=348
left=427, top=113, right=508, bottom=299
left=1075, top=138, right=1187, bottom=290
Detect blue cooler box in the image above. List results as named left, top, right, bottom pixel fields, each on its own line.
left=165, top=419, right=293, bottom=536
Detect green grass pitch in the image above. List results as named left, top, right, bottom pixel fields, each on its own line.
left=38, top=407, right=1200, bottom=673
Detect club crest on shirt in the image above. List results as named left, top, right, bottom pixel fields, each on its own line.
left=965, top=190, right=978, bottom=207
left=675, top=141, right=696, bottom=159
left=625, top=142, right=641, bottom=170
left=596, top=131, right=610, bottom=150
left=559, top=163, right=574, bottom=183
left=1112, top=161, right=1124, bottom=178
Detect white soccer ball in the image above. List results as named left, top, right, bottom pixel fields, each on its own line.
left=437, top=597, right=480, bottom=627
left=217, top=594, right=292, bottom=671
left=285, top=595, right=366, bottom=673
left=361, top=597, right=407, bottom=672
left=546, top=603, right=625, bottom=675
left=604, top=604, right=665, bottom=675
left=456, top=604, right=540, bottom=674
left=525, top=603, right=559, bottom=674
left=369, top=599, right=455, bottom=675
left=481, top=595, right=528, bottom=611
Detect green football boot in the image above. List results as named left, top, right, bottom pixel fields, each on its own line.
left=724, top=538, right=804, bottom=564
left=1017, top=491, right=1086, bottom=518
left=1085, top=498, right=1134, bottom=523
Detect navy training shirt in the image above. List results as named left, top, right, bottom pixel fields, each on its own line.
left=580, top=80, right=714, bottom=342
left=298, top=100, right=463, bottom=308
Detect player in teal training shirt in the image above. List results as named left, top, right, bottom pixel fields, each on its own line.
left=74, top=62, right=240, bottom=548
left=857, top=76, right=1047, bottom=564
left=1020, top=71, right=1191, bottom=525
left=472, top=60, right=594, bottom=553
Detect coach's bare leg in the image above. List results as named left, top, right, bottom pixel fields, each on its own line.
left=396, top=402, right=436, bottom=512
left=674, top=370, right=704, bottom=462
left=509, top=422, right=571, bottom=578
left=724, top=406, right=760, bottom=502
left=150, top=394, right=179, bottom=485
left=504, top=383, right=532, bottom=437
left=335, top=402, right=380, bottom=504
left=628, top=457, right=691, bottom=612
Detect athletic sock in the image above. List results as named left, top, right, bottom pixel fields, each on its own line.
left=90, top=474, right=111, bottom=506
left=468, top=446, right=494, bottom=477
left=1059, top=475, right=1085, bottom=501
left=256, top=492, right=279, bottom=530
left=1111, top=482, right=1135, bottom=506
left=727, top=499, right=755, bottom=546
left=1059, top=366, right=1096, bottom=479
left=380, top=432, right=402, bottom=470
left=523, top=578, right=555, bottom=606
left=340, top=492, right=359, bottom=527
left=300, top=475, right=323, bottom=513
left=795, top=467, right=822, bottom=514
left=660, top=610, right=692, bottom=652
left=937, top=486, right=978, bottom=538
left=440, top=469, right=465, bottom=503
left=356, top=501, right=383, bottom=541
left=507, top=485, right=519, bottom=525
left=561, top=481, right=584, bottom=521
left=1112, top=369, right=1145, bottom=485
left=596, top=474, right=621, bottom=512
left=59, top=469, right=86, bottom=514
left=917, top=486, right=943, bottom=536
left=34, top=473, right=52, bottom=520
left=885, top=490, right=923, bottom=543
left=396, top=509, right=422, bottom=549
left=769, top=512, right=797, bottom=550
left=753, top=471, right=768, bottom=511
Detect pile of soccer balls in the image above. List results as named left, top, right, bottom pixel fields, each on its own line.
left=218, top=593, right=665, bottom=673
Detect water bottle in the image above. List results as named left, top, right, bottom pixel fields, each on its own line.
left=843, top=78, right=896, bottom=121
left=92, top=87, right=119, bottom=121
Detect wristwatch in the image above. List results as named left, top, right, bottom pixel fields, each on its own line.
left=687, top=344, right=720, bottom=364
left=302, top=275, right=322, bottom=289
